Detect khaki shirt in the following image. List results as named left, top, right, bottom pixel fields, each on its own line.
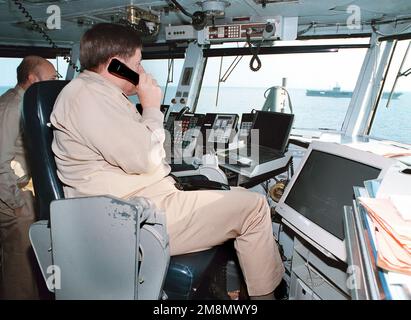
left=51, top=70, right=171, bottom=199
left=0, top=85, right=29, bottom=210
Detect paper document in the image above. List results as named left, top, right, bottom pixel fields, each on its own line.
left=390, top=195, right=411, bottom=221
left=347, top=141, right=411, bottom=158
left=359, top=197, right=411, bottom=275
left=377, top=165, right=411, bottom=198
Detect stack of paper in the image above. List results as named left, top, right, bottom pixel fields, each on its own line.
left=359, top=197, right=411, bottom=275
left=390, top=195, right=411, bottom=221
left=377, top=165, right=411, bottom=198
left=347, top=141, right=411, bottom=158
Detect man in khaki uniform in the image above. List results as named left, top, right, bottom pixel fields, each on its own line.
left=51, top=23, right=284, bottom=299
left=0, top=56, right=57, bottom=299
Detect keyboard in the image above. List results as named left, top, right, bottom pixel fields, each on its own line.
left=221, top=145, right=284, bottom=166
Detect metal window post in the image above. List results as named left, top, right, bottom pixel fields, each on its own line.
left=65, top=42, right=81, bottom=80
left=342, top=33, right=393, bottom=136
left=171, top=42, right=207, bottom=112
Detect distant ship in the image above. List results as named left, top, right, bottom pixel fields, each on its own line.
left=306, top=85, right=402, bottom=99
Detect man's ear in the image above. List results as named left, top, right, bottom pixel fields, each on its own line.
left=27, top=73, right=39, bottom=85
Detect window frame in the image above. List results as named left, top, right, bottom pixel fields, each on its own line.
left=194, top=39, right=371, bottom=131
left=366, top=36, right=411, bottom=145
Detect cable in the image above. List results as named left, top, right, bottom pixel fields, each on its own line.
left=246, top=32, right=263, bottom=72
left=12, top=0, right=80, bottom=73
left=169, top=0, right=206, bottom=31
left=297, top=22, right=315, bottom=37
left=260, top=179, right=270, bottom=196
left=304, top=250, right=325, bottom=299
left=169, top=0, right=193, bottom=18
left=277, top=221, right=282, bottom=245
left=13, top=0, right=159, bottom=74
left=288, top=157, right=294, bottom=179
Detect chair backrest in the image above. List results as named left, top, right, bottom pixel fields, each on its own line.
left=22, top=80, right=70, bottom=221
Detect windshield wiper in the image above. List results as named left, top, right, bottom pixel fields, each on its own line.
left=386, top=41, right=411, bottom=108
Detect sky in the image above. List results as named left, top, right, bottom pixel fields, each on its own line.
left=1, top=39, right=410, bottom=92
left=143, top=39, right=411, bottom=92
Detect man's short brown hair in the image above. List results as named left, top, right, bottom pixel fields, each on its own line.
left=16, top=56, right=47, bottom=84
left=80, top=23, right=143, bottom=71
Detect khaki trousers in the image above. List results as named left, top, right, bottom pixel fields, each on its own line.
left=0, top=190, right=39, bottom=300
left=131, top=176, right=284, bottom=296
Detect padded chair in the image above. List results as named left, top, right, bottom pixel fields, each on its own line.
left=22, top=80, right=225, bottom=300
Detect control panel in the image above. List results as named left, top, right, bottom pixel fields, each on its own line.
left=165, top=112, right=205, bottom=149
left=165, top=16, right=298, bottom=43
left=207, top=114, right=238, bottom=144
left=165, top=25, right=197, bottom=41
left=208, top=22, right=278, bottom=40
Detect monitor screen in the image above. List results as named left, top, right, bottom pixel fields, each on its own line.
left=208, top=114, right=236, bottom=143
left=284, top=150, right=381, bottom=240
left=252, top=111, right=294, bottom=153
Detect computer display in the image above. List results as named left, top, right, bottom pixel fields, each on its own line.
left=208, top=114, right=238, bottom=144
left=284, top=150, right=380, bottom=240
left=276, top=141, right=395, bottom=262
left=251, top=111, right=294, bottom=153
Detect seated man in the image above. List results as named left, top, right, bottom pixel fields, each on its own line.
left=50, top=23, right=284, bottom=299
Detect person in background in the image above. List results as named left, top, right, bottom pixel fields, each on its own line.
left=0, top=56, right=57, bottom=299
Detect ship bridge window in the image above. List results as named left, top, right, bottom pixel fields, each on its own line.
left=369, top=39, right=411, bottom=145
left=195, top=39, right=368, bottom=131
left=132, top=58, right=184, bottom=105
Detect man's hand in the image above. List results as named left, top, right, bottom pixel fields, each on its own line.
left=136, top=66, right=162, bottom=111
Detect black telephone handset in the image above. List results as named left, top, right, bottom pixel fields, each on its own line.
left=108, top=58, right=139, bottom=86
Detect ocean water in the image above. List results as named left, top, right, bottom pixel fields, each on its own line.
left=2, top=85, right=410, bottom=145
left=171, top=86, right=411, bottom=145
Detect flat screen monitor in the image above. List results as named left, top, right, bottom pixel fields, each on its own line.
left=276, top=141, right=395, bottom=262
left=252, top=111, right=294, bottom=153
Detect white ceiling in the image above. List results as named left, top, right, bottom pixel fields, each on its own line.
left=1, top=0, right=411, bottom=46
